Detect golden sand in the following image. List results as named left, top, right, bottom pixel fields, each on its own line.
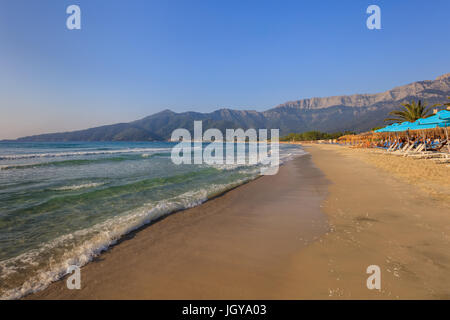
left=29, top=144, right=450, bottom=299
left=319, top=144, right=450, bottom=202
left=286, top=144, right=450, bottom=299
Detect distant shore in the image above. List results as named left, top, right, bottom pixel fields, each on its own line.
left=29, top=144, right=450, bottom=299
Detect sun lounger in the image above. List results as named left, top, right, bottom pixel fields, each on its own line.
left=393, top=142, right=414, bottom=153
left=388, top=143, right=426, bottom=156
left=386, top=142, right=400, bottom=152
left=408, top=152, right=448, bottom=159
left=405, top=143, right=416, bottom=152
left=403, top=143, right=425, bottom=155
left=433, top=158, right=450, bottom=164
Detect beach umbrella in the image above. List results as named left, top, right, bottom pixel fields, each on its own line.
left=417, top=114, right=441, bottom=125
left=417, top=110, right=450, bottom=126
left=416, top=111, right=450, bottom=143
left=375, top=110, right=450, bottom=133
left=382, top=123, right=401, bottom=132
left=437, top=110, right=450, bottom=120
left=434, top=111, right=450, bottom=143
left=371, top=111, right=450, bottom=148
left=389, top=121, right=415, bottom=132
left=374, top=122, right=400, bottom=133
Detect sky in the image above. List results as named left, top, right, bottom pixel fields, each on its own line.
left=1, top=0, right=450, bottom=139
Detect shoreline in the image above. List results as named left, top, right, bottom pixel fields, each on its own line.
left=27, top=144, right=450, bottom=299
left=28, top=153, right=329, bottom=299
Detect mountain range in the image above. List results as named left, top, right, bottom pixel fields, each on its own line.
left=14, top=73, right=450, bottom=141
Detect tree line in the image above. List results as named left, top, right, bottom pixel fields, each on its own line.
left=280, top=131, right=353, bottom=142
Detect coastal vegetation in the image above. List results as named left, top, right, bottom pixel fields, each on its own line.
left=280, top=131, right=352, bottom=142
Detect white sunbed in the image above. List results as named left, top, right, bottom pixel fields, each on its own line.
left=391, top=142, right=415, bottom=156
left=402, top=143, right=426, bottom=156
left=408, top=152, right=448, bottom=159
left=386, top=142, right=399, bottom=152
left=433, top=158, right=450, bottom=164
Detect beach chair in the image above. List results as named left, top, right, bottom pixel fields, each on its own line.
left=391, top=142, right=413, bottom=156
left=404, top=143, right=416, bottom=152
left=409, top=152, right=448, bottom=159
left=399, top=143, right=409, bottom=152
left=402, top=143, right=426, bottom=157
left=387, top=142, right=399, bottom=152
left=433, top=156, right=450, bottom=164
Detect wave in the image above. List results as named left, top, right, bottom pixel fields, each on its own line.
left=0, top=179, right=251, bottom=300
left=0, top=148, right=172, bottom=160
left=0, top=153, right=172, bottom=171
left=204, top=148, right=307, bottom=171
left=8, top=168, right=220, bottom=218
left=51, top=183, right=105, bottom=191
left=0, top=155, right=150, bottom=171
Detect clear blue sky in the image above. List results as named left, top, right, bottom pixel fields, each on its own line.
left=1, top=0, right=449, bottom=139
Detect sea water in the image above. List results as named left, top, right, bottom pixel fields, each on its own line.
left=0, top=141, right=305, bottom=299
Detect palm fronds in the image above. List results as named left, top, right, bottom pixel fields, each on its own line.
left=384, top=100, right=436, bottom=123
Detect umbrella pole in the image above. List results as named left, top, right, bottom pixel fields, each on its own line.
left=422, top=131, right=426, bottom=151
left=445, top=126, right=450, bottom=153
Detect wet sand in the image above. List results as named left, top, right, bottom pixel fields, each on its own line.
left=29, top=145, right=450, bottom=299
left=30, top=154, right=329, bottom=299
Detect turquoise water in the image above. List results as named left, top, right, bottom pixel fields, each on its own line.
left=0, top=141, right=305, bottom=299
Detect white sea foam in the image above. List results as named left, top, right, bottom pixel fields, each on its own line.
left=205, top=146, right=307, bottom=171
left=279, top=148, right=308, bottom=163
left=0, top=148, right=172, bottom=160
left=51, top=182, right=105, bottom=191
left=0, top=179, right=250, bottom=300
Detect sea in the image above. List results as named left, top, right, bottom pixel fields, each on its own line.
left=0, top=141, right=305, bottom=299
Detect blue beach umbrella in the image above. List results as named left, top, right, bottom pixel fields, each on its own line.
left=437, top=110, right=450, bottom=120
left=374, top=122, right=402, bottom=133
left=417, top=114, right=441, bottom=125
left=374, top=126, right=386, bottom=133
left=389, top=121, right=414, bottom=132
left=374, top=110, right=450, bottom=132
left=416, top=110, right=450, bottom=128
left=374, top=110, right=450, bottom=150
left=374, top=126, right=387, bottom=133
left=385, top=123, right=401, bottom=132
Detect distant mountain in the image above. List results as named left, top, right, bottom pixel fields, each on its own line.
left=15, top=73, right=450, bottom=141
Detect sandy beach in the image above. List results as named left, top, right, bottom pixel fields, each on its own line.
left=29, top=144, right=450, bottom=299
left=285, top=144, right=450, bottom=299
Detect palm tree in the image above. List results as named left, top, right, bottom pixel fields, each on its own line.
left=384, top=100, right=436, bottom=123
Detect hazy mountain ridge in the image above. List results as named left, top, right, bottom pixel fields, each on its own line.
left=13, top=73, right=450, bottom=141
left=270, top=73, right=450, bottom=110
